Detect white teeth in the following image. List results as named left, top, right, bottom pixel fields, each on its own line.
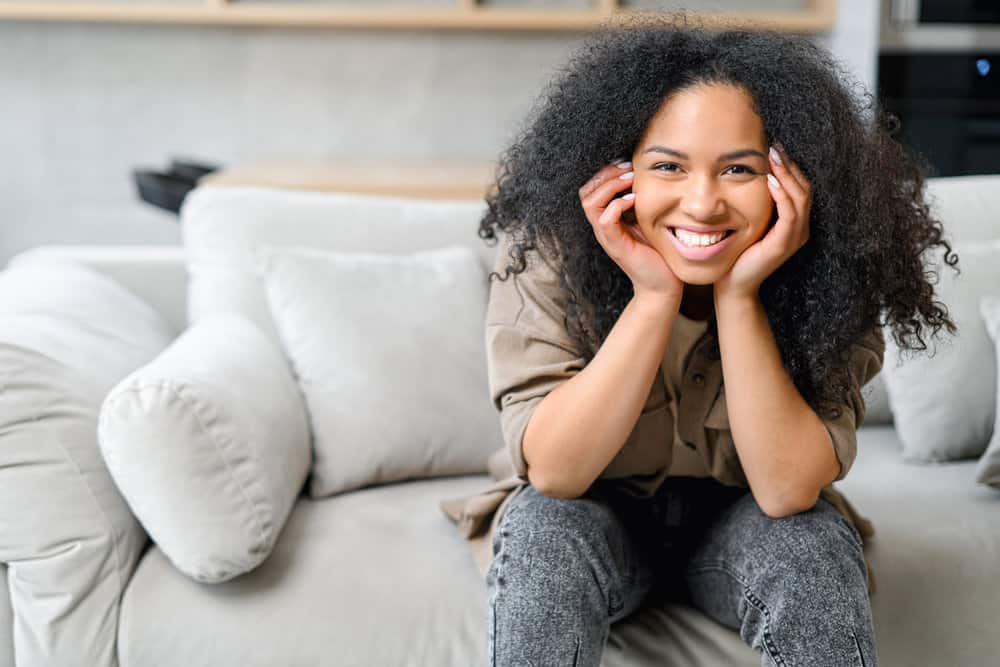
left=675, top=228, right=728, bottom=247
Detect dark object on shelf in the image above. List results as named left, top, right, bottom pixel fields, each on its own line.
left=132, top=157, right=223, bottom=215
left=167, top=157, right=222, bottom=184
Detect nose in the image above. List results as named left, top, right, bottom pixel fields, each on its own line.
left=678, top=174, right=726, bottom=222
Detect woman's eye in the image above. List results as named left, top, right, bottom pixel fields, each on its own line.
left=725, top=164, right=756, bottom=175
left=653, top=162, right=681, bottom=173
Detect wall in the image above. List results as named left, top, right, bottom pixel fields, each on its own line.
left=0, top=0, right=878, bottom=265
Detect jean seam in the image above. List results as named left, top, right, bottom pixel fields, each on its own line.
left=853, top=631, right=867, bottom=666
left=490, top=495, right=520, bottom=667
left=685, top=559, right=785, bottom=666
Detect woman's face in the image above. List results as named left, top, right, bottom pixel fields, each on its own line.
left=629, top=83, right=775, bottom=286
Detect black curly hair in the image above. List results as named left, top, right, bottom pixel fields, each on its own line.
left=478, top=11, right=959, bottom=413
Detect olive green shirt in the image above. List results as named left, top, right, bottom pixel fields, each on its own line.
left=440, top=233, right=885, bottom=595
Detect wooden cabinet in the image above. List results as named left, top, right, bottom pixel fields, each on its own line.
left=0, top=0, right=836, bottom=32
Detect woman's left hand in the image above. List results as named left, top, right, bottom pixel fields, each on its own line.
left=715, top=143, right=812, bottom=301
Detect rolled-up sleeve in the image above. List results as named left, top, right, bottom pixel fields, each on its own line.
left=821, top=324, right=886, bottom=481
left=485, top=235, right=586, bottom=483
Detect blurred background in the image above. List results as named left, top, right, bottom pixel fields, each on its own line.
left=0, top=0, right=997, bottom=266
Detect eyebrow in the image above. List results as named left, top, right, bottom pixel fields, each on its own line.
left=640, top=145, right=767, bottom=161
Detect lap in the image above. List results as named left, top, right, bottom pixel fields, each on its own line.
left=680, top=492, right=870, bottom=627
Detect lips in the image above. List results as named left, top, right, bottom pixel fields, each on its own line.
left=666, top=225, right=736, bottom=261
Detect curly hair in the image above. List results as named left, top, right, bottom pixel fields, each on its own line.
left=477, top=11, right=959, bottom=413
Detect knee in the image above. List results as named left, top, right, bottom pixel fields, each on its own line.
left=491, top=483, right=622, bottom=574
left=749, top=499, right=868, bottom=589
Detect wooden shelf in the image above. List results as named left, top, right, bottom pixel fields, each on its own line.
left=198, top=159, right=499, bottom=200
left=0, top=1, right=836, bottom=32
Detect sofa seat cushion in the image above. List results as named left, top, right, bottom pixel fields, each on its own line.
left=835, top=426, right=1000, bottom=665
left=117, top=429, right=999, bottom=667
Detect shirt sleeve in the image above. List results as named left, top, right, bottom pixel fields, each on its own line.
left=485, top=234, right=587, bottom=483
left=821, top=324, right=886, bottom=482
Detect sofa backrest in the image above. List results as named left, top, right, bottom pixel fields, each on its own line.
left=180, top=185, right=494, bottom=345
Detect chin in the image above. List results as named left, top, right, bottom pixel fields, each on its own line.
left=671, top=266, right=721, bottom=285
left=664, top=257, right=733, bottom=286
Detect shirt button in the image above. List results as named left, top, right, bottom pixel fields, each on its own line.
left=691, top=373, right=705, bottom=386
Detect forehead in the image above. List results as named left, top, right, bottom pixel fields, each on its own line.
left=639, top=83, right=765, bottom=149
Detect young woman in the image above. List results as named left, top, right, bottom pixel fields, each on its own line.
left=440, top=12, right=958, bottom=667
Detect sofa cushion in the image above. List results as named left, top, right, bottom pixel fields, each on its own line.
left=923, top=173, right=1000, bottom=242
left=98, top=314, right=311, bottom=583
left=256, top=244, right=503, bottom=498
left=115, top=427, right=1000, bottom=667
left=861, top=174, right=999, bottom=428
left=0, top=261, right=174, bottom=667
left=0, top=261, right=178, bottom=397
left=975, top=295, right=1000, bottom=488
left=116, top=474, right=760, bottom=666
left=180, top=185, right=493, bottom=347
left=880, top=239, right=1000, bottom=462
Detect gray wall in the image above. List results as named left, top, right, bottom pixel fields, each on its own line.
left=0, top=0, right=877, bottom=266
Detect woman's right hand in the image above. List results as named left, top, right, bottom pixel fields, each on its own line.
left=579, top=160, right=685, bottom=304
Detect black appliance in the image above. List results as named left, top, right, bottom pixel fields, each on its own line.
left=917, top=1, right=1000, bottom=24
left=878, top=52, right=1000, bottom=177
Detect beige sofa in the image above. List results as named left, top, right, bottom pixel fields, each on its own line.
left=1, top=175, right=999, bottom=666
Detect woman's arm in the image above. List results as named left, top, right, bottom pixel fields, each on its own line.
left=523, top=292, right=678, bottom=499
left=714, top=291, right=839, bottom=518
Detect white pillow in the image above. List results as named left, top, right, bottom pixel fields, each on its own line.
left=0, top=261, right=174, bottom=667
left=881, top=239, right=1000, bottom=462
left=975, top=295, right=1000, bottom=488
left=98, top=314, right=311, bottom=583
left=255, top=244, right=503, bottom=498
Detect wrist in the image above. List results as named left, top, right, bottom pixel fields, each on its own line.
left=631, top=290, right=681, bottom=318
left=714, top=288, right=760, bottom=315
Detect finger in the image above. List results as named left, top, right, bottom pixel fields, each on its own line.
left=771, top=144, right=811, bottom=198
left=768, top=147, right=809, bottom=216
left=599, top=198, right=641, bottom=255
left=597, top=193, right=631, bottom=227
left=765, top=173, right=799, bottom=248
left=579, top=160, right=632, bottom=201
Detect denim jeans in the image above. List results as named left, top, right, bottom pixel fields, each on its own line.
left=486, top=476, right=877, bottom=666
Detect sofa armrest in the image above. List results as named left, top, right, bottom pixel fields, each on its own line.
left=6, top=245, right=188, bottom=333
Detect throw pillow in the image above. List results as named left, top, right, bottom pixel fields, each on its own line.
left=975, top=295, right=1000, bottom=488
left=255, top=244, right=503, bottom=498
left=98, top=313, right=311, bottom=583
left=880, top=239, right=1000, bottom=462
left=0, top=261, right=174, bottom=667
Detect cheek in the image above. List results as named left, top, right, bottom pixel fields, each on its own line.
left=747, top=192, right=776, bottom=238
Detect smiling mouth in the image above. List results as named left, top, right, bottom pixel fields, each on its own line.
left=669, top=227, right=735, bottom=247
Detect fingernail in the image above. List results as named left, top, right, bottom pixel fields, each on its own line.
left=619, top=171, right=634, bottom=180
left=768, top=146, right=782, bottom=164
left=622, top=192, right=635, bottom=199
left=617, top=161, right=631, bottom=169
left=767, top=173, right=780, bottom=188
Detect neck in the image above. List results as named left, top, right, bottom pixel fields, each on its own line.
left=680, top=284, right=714, bottom=321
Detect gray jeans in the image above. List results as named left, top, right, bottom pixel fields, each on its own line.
left=486, top=476, right=877, bottom=666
